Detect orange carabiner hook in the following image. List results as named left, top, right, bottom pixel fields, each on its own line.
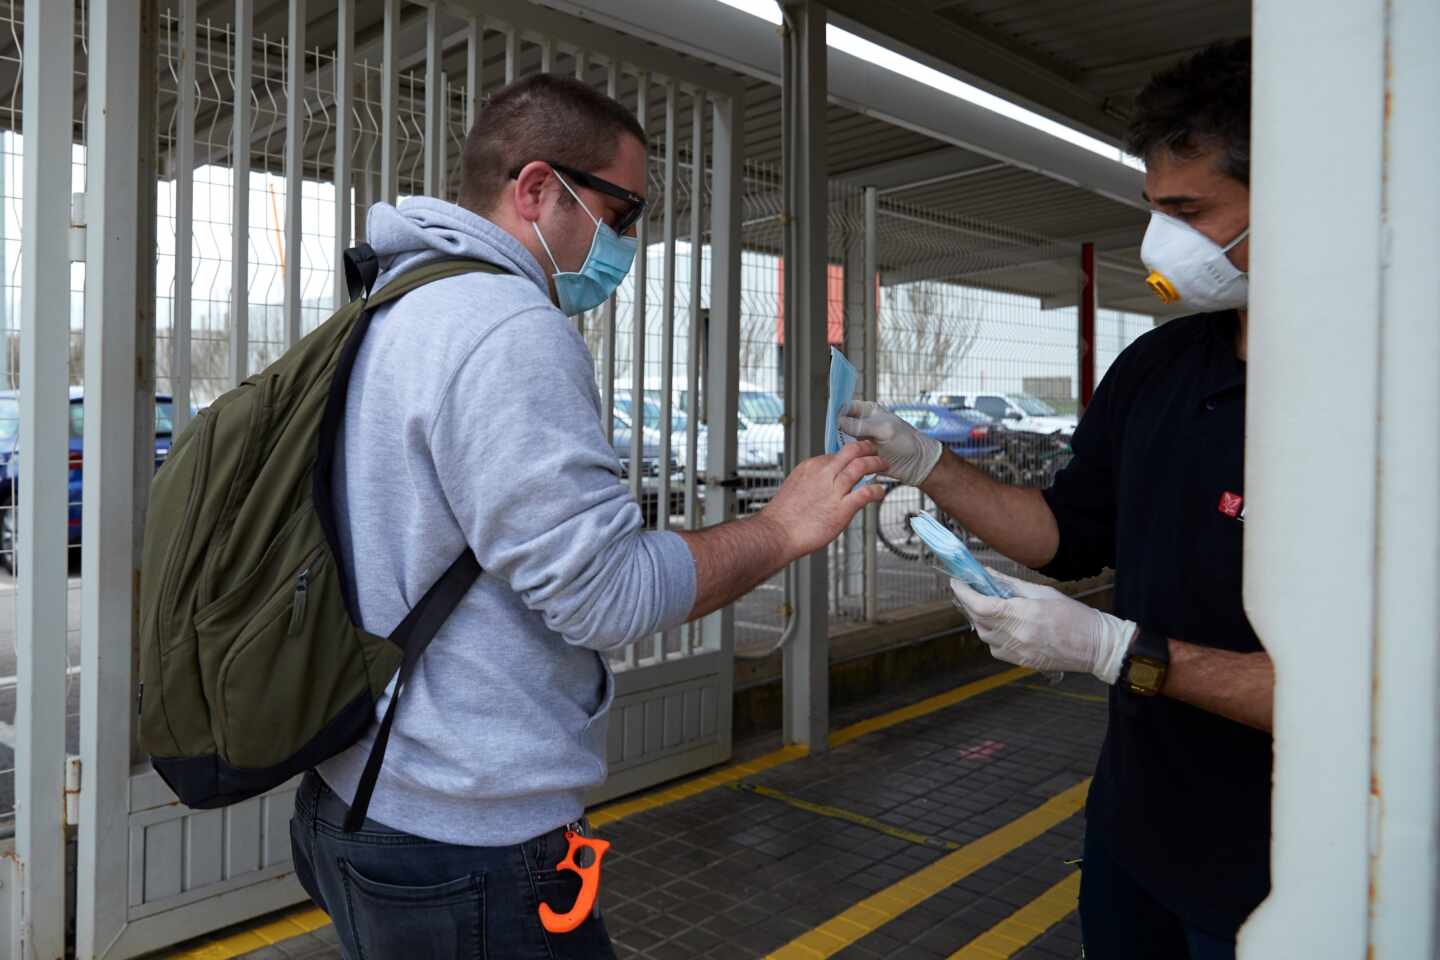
left=538, top=830, right=612, bottom=934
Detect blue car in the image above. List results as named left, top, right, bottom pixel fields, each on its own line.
left=887, top=403, right=1004, bottom=460
left=0, top=388, right=180, bottom=571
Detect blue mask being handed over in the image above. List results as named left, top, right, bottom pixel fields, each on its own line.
left=532, top=170, right=638, bottom=316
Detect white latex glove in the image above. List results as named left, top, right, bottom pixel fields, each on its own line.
left=837, top=401, right=943, bottom=486
left=950, top=570, right=1136, bottom=685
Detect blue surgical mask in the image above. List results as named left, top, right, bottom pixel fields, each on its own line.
left=910, top=514, right=1014, bottom=598
left=826, top=347, right=875, bottom=488
left=533, top=171, right=638, bottom=316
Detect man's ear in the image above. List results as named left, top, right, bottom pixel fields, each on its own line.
left=511, top=160, right=551, bottom=224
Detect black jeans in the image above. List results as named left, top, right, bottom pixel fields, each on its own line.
left=290, top=771, right=618, bottom=960
left=1079, top=828, right=1237, bottom=960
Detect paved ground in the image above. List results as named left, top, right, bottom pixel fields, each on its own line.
left=177, top=661, right=1107, bottom=960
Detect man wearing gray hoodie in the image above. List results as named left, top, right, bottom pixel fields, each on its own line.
left=288, top=74, right=885, bottom=959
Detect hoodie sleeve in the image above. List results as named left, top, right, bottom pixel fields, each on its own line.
left=426, top=306, right=697, bottom=651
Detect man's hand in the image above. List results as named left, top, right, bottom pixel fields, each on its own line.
left=759, top=441, right=888, bottom=560
left=951, top=570, right=1135, bottom=684
left=838, top=401, right=943, bottom=486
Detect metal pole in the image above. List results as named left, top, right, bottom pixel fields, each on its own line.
left=230, top=0, right=252, bottom=381
left=657, top=83, right=676, bottom=538
left=425, top=2, right=443, bottom=197
left=466, top=19, right=482, bottom=132
left=284, top=0, right=305, bottom=347
left=862, top=185, right=879, bottom=621
left=77, top=2, right=141, bottom=952
left=334, top=0, right=355, bottom=307
left=16, top=0, right=73, bottom=953
left=504, top=30, right=517, bottom=85
left=1078, top=240, right=1096, bottom=415
left=601, top=62, right=619, bottom=449
left=683, top=89, right=705, bottom=657
left=381, top=0, right=400, bottom=203
left=628, top=73, right=649, bottom=505
left=705, top=89, right=741, bottom=687
left=173, top=0, right=195, bottom=431
left=780, top=0, right=829, bottom=751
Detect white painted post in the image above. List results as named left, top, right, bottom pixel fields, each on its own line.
left=504, top=30, right=517, bottom=85
left=1243, top=0, right=1440, bottom=956
left=466, top=19, right=482, bottom=132
left=601, top=62, right=619, bottom=447
left=704, top=89, right=741, bottom=677
left=685, top=90, right=704, bottom=534
left=780, top=0, right=829, bottom=750
left=657, top=82, right=676, bottom=537
left=1366, top=1, right=1440, bottom=953
left=425, top=2, right=443, bottom=198
left=230, top=0, right=252, bottom=382
left=381, top=0, right=400, bottom=204
left=283, top=0, right=305, bottom=347
left=334, top=0, right=355, bottom=307
left=16, top=0, right=73, bottom=955
left=627, top=72, right=649, bottom=505
left=76, top=1, right=141, bottom=954
left=173, top=0, right=195, bottom=432
left=862, top=185, right=879, bottom=620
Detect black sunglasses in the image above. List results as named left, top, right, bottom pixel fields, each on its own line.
left=509, top=160, right=649, bottom=234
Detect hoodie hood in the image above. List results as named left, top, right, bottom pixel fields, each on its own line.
left=365, top=197, right=550, bottom=298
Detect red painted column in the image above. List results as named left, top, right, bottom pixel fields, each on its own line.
left=1078, top=241, right=1097, bottom=415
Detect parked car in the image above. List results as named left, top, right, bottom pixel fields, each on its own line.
left=887, top=403, right=1004, bottom=460
left=616, top=379, right=788, bottom=471
left=922, top=390, right=1077, bottom=436
left=610, top=406, right=683, bottom=524
left=0, top=388, right=180, bottom=572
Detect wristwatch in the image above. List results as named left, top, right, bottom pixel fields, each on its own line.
left=1120, top=627, right=1169, bottom=697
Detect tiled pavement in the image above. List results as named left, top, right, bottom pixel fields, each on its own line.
left=170, top=663, right=1108, bottom=960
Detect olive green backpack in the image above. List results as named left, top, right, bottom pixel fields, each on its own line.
left=138, top=246, right=504, bottom=831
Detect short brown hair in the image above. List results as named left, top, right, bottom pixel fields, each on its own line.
left=459, top=74, right=647, bottom=213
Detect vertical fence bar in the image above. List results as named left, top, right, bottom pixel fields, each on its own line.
left=230, top=0, right=252, bottom=382
left=862, top=185, right=879, bottom=621
left=704, top=90, right=741, bottom=676
left=656, top=83, right=676, bottom=539
left=504, top=29, right=517, bottom=85
left=334, top=0, right=354, bottom=306
left=173, top=0, right=195, bottom=432
left=466, top=19, right=482, bottom=131
left=683, top=89, right=705, bottom=657
left=627, top=72, right=649, bottom=505
left=780, top=0, right=829, bottom=750
left=573, top=50, right=587, bottom=81
left=16, top=0, right=73, bottom=954
left=77, top=1, right=141, bottom=952
left=540, top=38, right=553, bottom=73
left=424, top=2, right=442, bottom=197
left=381, top=0, right=400, bottom=203
left=601, top=61, right=618, bottom=448
left=284, top=0, right=305, bottom=347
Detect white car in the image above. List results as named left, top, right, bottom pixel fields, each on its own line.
left=924, top=391, right=1077, bottom=436
left=614, top=380, right=787, bottom=472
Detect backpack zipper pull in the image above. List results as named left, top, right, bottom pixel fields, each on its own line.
left=288, top=568, right=311, bottom=635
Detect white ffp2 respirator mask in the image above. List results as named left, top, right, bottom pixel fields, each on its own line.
left=1140, top=211, right=1250, bottom=311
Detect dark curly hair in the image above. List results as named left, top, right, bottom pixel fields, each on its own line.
left=1125, top=38, right=1251, bottom=184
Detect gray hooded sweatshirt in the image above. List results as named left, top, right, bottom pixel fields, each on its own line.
left=316, top=198, right=697, bottom=845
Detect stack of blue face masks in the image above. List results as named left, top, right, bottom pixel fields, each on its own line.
left=825, top=347, right=875, bottom=487
left=909, top=514, right=1015, bottom=599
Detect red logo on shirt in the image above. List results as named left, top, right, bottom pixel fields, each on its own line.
left=1218, top=491, right=1245, bottom=519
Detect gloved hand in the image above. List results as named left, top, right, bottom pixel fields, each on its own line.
left=838, top=401, right=943, bottom=486
left=950, top=570, right=1136, bottom=684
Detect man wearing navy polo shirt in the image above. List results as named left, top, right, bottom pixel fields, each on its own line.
left=841, top=39, right=1265, bottom=960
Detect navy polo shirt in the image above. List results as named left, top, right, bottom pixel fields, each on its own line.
left=1041, top=310, right=1271, bottom=935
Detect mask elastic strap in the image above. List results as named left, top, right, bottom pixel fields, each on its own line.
left=1221, top=225, right=1250, bottom=254
left=551, top=170, right=602, bottom=229
left=531, top=222, right=563, bottom=275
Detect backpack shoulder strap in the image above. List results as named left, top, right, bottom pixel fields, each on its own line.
left=342, top=244, right=509, bottom=310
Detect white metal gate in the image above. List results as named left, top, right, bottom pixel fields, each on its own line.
left=4, top=0, right=753, bottom=955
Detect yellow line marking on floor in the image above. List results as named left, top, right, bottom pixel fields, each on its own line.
left=764, top=778, right=1090, bottom=960
left=162, top=667, right=1036, bottom=958
left=947, top=870, right=1082, bottom=959
left=733, top=782, right=961, bottom=852
left=1019, top=683, right=1109, bottom=704
left=590, top=666, right=1032, bottom=829
left=163, top=906, right=331, bottom=959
